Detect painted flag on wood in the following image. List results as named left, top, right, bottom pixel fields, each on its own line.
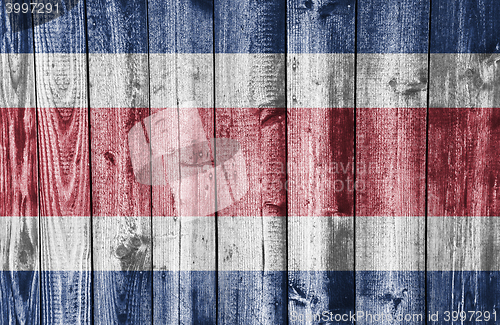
left=86, top=0, right=152, bottom=323
left=287, top=0, right=355, bottom=324
left=1, top=0, right=500, bottom=324
left=0, top=4, right=39, bottom=325
left=31, top=0, right=91, bottom=323
left=355, top=0, right=428, bottom=324
left=427, top=0, right=500, bottom=323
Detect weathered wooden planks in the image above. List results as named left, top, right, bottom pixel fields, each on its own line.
left=428, top=0, right=500, bottom=318
left=86, top=0, right=152, bottom=322
left=32, top=0, right=91, bottom=323
left=0, top=10, right=39, bottom=324
left=148, top=0, right=216, bottom=322
left=1, top=0, right=499, bottom=322
left=215, top=0, right=287, bottom=323
left=0, top=108, right=39, bottom=325
left=215, top=108, right=287, bottom=324
left=287, top=0, right=355, bottom=322
left=356, top=0, right=428, bottom=323
left=0, top=2, right=37, bottom=219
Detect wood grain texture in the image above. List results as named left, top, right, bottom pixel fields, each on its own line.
left=147, top=0, right=215, bottom=323
left=427, top=108, right=500, bottom=320
left=178, top=108, right=216, bottom=324
left=355, top=73, right=427, bottom=320
left=149, top=56, right=216, bottom=324
left=33, top=0, right=91, bottom=321
left=91, top=101, right=152, bottom=324
left=287, top=72, right=355, bottom=324
left=149, top=108, right=216, bottom=325
left=1, top=0, right=498, bottom=322
left=216, top=108, right=287, bottom=325
left=89, top=60, right=151, bottom=325
left=0, top=109, right=39, bottom=325
left=428, top=0, right=500, bottom=312
left=87, top=0, right=151, bottom=322
left=427, top=106, right=500, bottom=216
left=215, top=0, right=287, bottom=323
left=0, top=9, right=39, bottom=325
left=430, top=0, right=500, bottom=54
left=0, top=54, right=35, bottom=108
left=0, top=0, right=33, bottom=55
left=148, top=54, right=180, bottom=324
left=0, top=59, right=39, bottom=325
left=35, top=62, right=91, bottom=323
left=287, top=108, right=355, bottom=324
left=287, top=0, right=355, bottom=321
left=0, top=62, right=37, bottom=216
left=355, top=0, right=428, bottom=323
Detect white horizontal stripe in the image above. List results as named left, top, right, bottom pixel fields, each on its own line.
left=215, top=53, right=285, bottom=108
left=0, top=217, right=38, bottom=272
left=8, top=53, right=499, bottom=109
left=40, top=216, right=91, bottom=272
left=97, top=216, right=287, bottom=272
left=356, top=216, right=425, bottom=271
left=0, top=54, right=35, bottom=108
left=289, top=216, right=353, bottom=271
left=357, top=53, right=428, bottom=108
left=218, top=216, right=286, bottom=272
left=428, top=216, right=500, bottom=271
left=93, top=216, right=150, bottom=272
left=13, top=53, right=487, bottom=110
left=35, top=53, right=87, bottom=109
left=89, top=53, right=148, bottom=108
left=153, top=216, right=216, bottom=272
left=430, top=53, right=500, bottom=108
left=150, top=53, right=213, bottom=109
left=288, top=53, right=354, bottom=108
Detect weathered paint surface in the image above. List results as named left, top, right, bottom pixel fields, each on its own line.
left=355, top=1, right=428, bottom=324
left=0, top=0, right=498, bottom=323
left=428, top=0, right=500, bottom=319
left=287, top=0, right=355, bottom=322
left=87, top=0, right=152, bottom=323
left=33, top=0, right=91, bottom=322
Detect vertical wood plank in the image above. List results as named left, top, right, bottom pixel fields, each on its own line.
left=148, top=0, right=216, bottom=322
left=0, top=10, right=39, bottom=323
left=215, top=0, right=287, bottom=323
left=287, top=0, right=355, bottom=322
left=428, top=0, right=500, bottom=319
left=33, top=1, right=91, bottom=323
left=356, top=0, right=429, bottom=323
left=86, top=0, right=152, bottom=323
left=0, top=108, right=39, bottom=325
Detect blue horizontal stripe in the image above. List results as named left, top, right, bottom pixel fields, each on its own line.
left=5, top=0, right=500, bottom=54
left=287, top=0, right=355, bottom=53
left=148, top=0, right=213, bottom=53
left=289, top=271, right=355, bottom=318
left=0, top=0, right=33, bottom=53
left=431, top=0, right=500, bottom=53
left=357, top=0, right=429, bottom=53
left=215, top=0, right=286, bottom=53
left=427, top=271, right=500, bottom=324
left=0, top=271, right=39, bottom=325
left=86, top=0, right=148, bottom=53
left=218, top=271, right=288, bottom=324
left=93, top=270, right=151, bottom=324
left=154, top=271, right=216, bottom=324
left=33, top=0, right=87, bottom=53
left=357, top=271, right=425, bottom=324
left=2, top=271, right=499, bottom=323
left=40, top=270, right=91, bottom=323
